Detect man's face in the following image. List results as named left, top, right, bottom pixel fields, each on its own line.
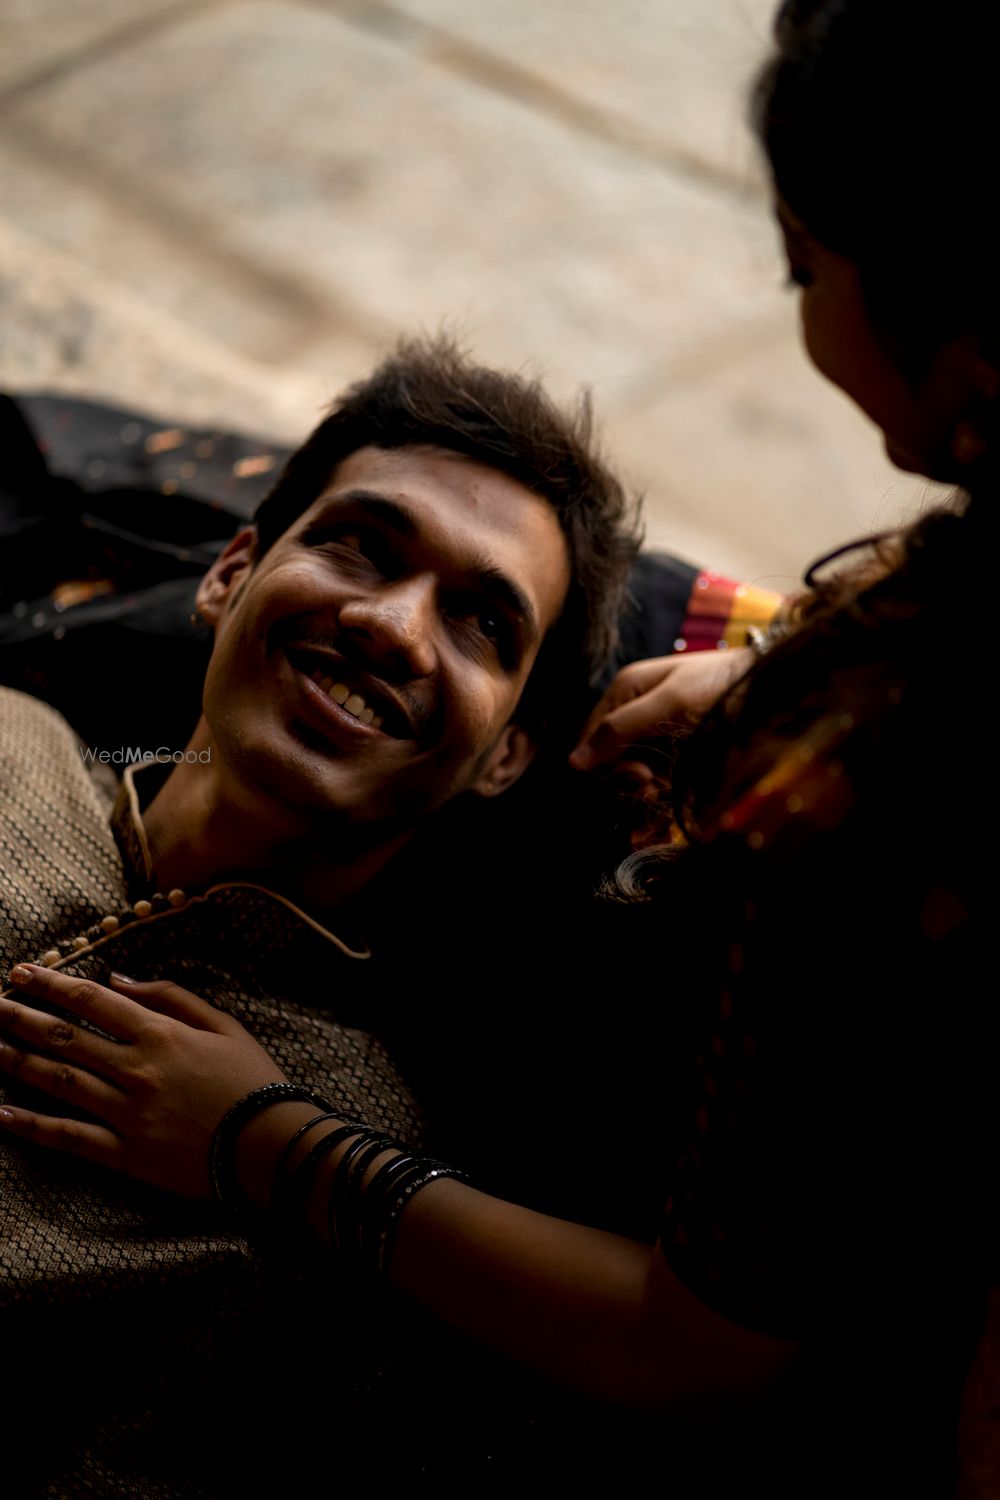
left=196, top=444, right=571, bottom=830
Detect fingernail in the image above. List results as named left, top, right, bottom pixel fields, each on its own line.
left=110, top=973, right=139, bottom=986
left=9, top=966, right=34, bottom=985
left=0, top=1107, right=16, bottom=1122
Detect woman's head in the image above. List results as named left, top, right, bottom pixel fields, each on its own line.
left=752, top=0, right=1000, bottom=483
left=613, top=1, right=997, bottom=901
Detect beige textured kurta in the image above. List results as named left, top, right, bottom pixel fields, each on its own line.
left=0, top=686, right=427, bottom=1497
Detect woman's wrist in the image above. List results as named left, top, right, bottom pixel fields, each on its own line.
left=231, top=1106, right=400, bottom=1238
left=233, top=1100, right=332, bottom=1210
left=223, top=1095, right=468, bottom=1277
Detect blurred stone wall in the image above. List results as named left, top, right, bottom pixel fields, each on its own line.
left=0, top=0, right=948, bottom=583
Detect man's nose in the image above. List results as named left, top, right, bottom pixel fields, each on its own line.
left=337, top=576, right=437, bottom=680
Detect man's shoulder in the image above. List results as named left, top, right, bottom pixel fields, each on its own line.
left=0, top=686, right=117, bottom=805
left=0, top=684, right=79, bottom=743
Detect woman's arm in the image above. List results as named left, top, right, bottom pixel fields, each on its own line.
left=373, top=1175, right=795, bottom=1406
left=0, top=964, right=796, bottom=1409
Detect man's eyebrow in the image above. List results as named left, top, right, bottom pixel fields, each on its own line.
left=311, top=489, right=539, bottom=643
left=312, top=490, right=420, bottom=537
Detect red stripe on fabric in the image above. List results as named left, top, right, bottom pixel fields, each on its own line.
left=678, top=571, right=740, bottom=652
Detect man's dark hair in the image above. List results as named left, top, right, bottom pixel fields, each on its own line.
left=253, top=335, right=641, bottom=743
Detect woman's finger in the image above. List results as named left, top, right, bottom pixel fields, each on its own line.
left=106, top=976, right=231, bottom=1033
left=0, top=1104, right=125, bottom=1169
left=573, top=648, right=758, bottom=770
left=5, top=964, right=149, bottom=1041
left=571, top=660, right=680, bottom=767
left=572, top=685, right=680, bottom=771
left=5, top=966, right=230, bottom=1040
left=0, top=1034, right=124, bottom=1115
left=0, top=994, right=132, bottom=1087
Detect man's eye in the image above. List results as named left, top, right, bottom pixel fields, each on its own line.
left=324, top=529, right=369, bottom=554
left=474, top=611, right=519, bottom=668
left=306, top=525, right=361, bottom=550
left=449, top=598, right=508, bottom=657
left=309, top=526, right=387, bottom=571
left=455, top=609, right=498, bottom=643
left=466, top=606, right=505, bottom=648
left=328, top=538, right=376, bottom=571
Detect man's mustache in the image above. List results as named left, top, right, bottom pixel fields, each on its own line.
left=275, top=622, right=436, bottom=741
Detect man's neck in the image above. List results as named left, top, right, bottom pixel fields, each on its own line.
left=139, top=724, right=411, bottom=924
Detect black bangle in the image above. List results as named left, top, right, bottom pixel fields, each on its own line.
left=372, top=1161, right=469, bottom=1279
left=358, top=1151, right=424, bottom=1245
left=270, top=1111, right=343, bottom=1211
left=358, top=1154, right=427, bottom=1270
left=279, top=1122, right=368, bottom=1225
left=327, top=1129, right=398, bottom=1252
left=208, top=1083, right=333, bottom=1210
left=354, top=1152, right=469, bottom=1278
left=328, top=1133, right=405, bottom=1259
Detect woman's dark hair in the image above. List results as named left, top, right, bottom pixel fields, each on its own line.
left=615, top=0, right=996, bottom=896
left=253, top=335, right=640, bottom=745
left=751, top=0, right=1000, bottom=375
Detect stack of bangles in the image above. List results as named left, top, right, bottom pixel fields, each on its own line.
left=744, top=618, right=794, bottom=658
left=208, top=1083, right=469, bottom=1278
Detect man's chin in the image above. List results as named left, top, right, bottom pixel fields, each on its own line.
left=212, top=700, right=471, bottom=834
left=218, top=731, right=422, bottom=845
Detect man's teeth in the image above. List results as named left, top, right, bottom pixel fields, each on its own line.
left=310, top=670, right=384, bottom=729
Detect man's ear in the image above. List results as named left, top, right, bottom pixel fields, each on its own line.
left=196, top=528, right=258, bottom=626
left=469, top=722, right=538, bottom=800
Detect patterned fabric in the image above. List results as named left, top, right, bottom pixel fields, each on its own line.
left=672, top=568, right=786, bottom=655
left=0, top=685, right=427, bottom=1497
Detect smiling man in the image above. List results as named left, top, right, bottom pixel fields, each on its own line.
left=130, top=342, right=636, bottom=923
left=0, top=336, right=638, bottom=1497
left=145, top=448, right=567, bottom=918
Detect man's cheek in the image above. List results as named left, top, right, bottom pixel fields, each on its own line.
left=458, top=695, right=511, bottom=766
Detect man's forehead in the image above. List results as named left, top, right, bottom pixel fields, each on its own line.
left=314, top=444, right=533, bottom=523
left=302, top=444, right=571, bottom=629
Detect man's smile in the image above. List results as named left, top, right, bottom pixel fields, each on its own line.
left=195, top=442, right=577, bottom=826
left=281, top=642, right=421, bottom=745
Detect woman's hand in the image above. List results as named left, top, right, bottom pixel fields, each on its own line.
left=0, top=965, right=287, bottom=1197
left=569, top=647, right=753, bottom=771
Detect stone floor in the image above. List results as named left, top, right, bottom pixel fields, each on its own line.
left=0, top=0, right=949, bottom=585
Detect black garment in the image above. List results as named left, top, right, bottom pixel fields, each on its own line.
left=0, top=392, right=287, bottom=754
